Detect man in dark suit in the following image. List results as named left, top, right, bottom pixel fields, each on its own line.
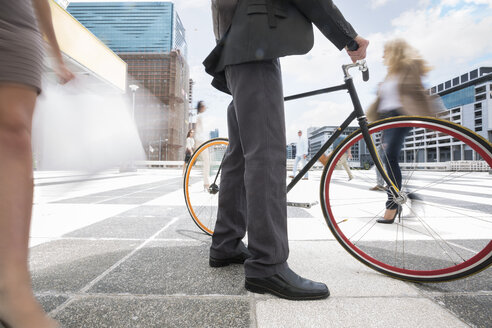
left=204, top=0, right=368, bottom=300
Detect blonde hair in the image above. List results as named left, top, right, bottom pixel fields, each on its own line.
left=384, top=39, right=432, bottom=76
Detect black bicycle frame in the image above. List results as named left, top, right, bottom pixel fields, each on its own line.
left=286, top=76, right=396, bottom=194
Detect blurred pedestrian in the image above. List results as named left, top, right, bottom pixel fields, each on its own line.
left=291, top=130, right=309, bottom=180
left=182, top=129, right=195, bottom=176
left=194, top=101, right=210, bottom=190
left=370, top=145, right=386, bottom=191
left=318, top=135, right=353, bottom=181
left=0, top=0, right=74, bottom=327
left=365, top=39, right=434, bottom=224
left=333, top=136, right=354, bottom=181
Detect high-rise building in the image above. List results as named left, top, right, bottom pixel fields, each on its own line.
left=68, top=2, right=190, bottom=161
left=286, top=143, right=296, bottom=159
left=308, top=126, right=360, bottom=161
left=67, top=2, right=187, bottom=56
left=209, top=129, right=219, bottom=139
left=401, top=67, right=492, bottom=163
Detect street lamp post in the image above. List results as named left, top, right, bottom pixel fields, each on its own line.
left=120, top=84, right=139, bottom=173
left=158, top=137, right=162, bottom=161
left=165, top=139, right=169, bottom=160
left=129, top=84, right=139, bottom=121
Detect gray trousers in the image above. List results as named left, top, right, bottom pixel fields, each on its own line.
left=210, top=59, right=289, bottom=278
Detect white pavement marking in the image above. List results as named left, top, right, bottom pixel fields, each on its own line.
left=33, top=169, right=490, bottom=327
left=49, top=216, right=180, bottom=316
left=33, top=170, right=177, bottom=203
left=79, top=217, right=180, bottom=293
left=30, top=204, right=137, bottom=247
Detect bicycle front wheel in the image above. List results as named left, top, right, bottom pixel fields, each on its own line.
left=321, top=116, right=492, bottom=282
left=184, top=138, right=228, bottom=235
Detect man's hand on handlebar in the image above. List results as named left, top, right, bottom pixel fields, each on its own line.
left=346, top=36, right=369, bottom=63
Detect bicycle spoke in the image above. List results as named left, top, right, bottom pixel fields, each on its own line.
left=406, top=171, right=473, bottom=196
left=416, top=201, right=491, bottom=224
left=329, top=198, right=385, bottom=208
left=350, top=205, right=389, bottom=243
left=405, top=204, right=466, bottom=264
left=401, top=134, right=426, bottom=189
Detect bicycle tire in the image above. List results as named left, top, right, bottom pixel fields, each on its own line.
left=184, top=138, right=229, bottom=235
left=320, top=116, right=492, bottom=282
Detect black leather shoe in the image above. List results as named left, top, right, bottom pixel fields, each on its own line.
left=209, top=249, right=252, bottom=267
left=245, top=267, right=329, bottom=300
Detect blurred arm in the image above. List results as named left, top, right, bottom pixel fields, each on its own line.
left=32, top=0, right=63, bottom=63
left=32, top=0, right=74, bottom=82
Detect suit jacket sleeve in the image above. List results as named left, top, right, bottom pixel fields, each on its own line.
left=290, top=0, right=357, bottom=50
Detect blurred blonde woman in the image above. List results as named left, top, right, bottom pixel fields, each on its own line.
left=366, top=39, right=435, bottom=224
left=0, top=0, right=74, bottom=327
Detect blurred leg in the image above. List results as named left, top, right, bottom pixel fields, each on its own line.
left=340, top=154, right=353, bottom=179
left=382, top=126, right=411, bottom=209
left=0, top=84, right=57, bottom=327
left=292, top=156, right=300, bottom=177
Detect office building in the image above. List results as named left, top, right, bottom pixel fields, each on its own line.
left=308, top=126, right=361, bottom=162
left=401, top=67, right=492, bottom=163
left=306, top=68, right=492, bottom=168
left=209, top=129, right=219, bottom=139
left=286, top=143, right=297, bottom=160
left=67, top=2, right=187, bottom=56
left=68, top=2, right=190, bottom=160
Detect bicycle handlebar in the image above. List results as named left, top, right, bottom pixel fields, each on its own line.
left=362, top=66, right=370, bottom=82
left=345, top=40, right=370, bottom=82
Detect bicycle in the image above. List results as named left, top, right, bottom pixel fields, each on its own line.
left=184, top=60, right=492, bottom=282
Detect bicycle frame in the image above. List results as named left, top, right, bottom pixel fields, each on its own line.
left=286, top=61, right=398, bottom=195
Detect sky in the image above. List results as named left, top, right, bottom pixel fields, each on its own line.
left=71, top=0, right=492, bottom=143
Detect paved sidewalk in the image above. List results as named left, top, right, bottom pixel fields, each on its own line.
left=10, top=169, right=491, bottom=327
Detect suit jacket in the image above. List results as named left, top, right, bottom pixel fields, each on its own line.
left=204, top=0, right=357, bottom=93
left=366, top=63, right=438, bottom=122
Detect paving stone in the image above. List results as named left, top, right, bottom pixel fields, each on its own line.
left=55, top=297, right=250, bottom=328
left=100, top=197, right=157, bottom=205
left=287, top=241, right=420, bottom=297
left=36, top=294, right=69, bottom=313
left=287, top=207, right=313, bottom=218
left=55, top=196, right=110, bottom=204
left=52, top=179, right=181, bottom=205
left=64, top=215, right=174, bottom=239
left=155, top=208, right=212, bottom=241
left=434, top=295, right=492, bottom=328
left=89, top=242, right=246, bottom=296
left=414, top=267, right=492, bottom=293
left=30, top=240, right=139, bottom=293
left=255, top=297, right=467, bottom=328
left=116, top=205, right=185, bottom=218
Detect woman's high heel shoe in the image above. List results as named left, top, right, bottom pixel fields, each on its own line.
left=377, top=206, right=402, bottom=224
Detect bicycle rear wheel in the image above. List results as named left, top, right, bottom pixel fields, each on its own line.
left=184, top=138, right=228, bottom=235
left=321, top=116, right=492, bottom=282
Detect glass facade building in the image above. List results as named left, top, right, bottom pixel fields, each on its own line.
left=67, top=2, right=187, bottom=57
left=67, top=2, right=191, bottom=161
left=440, top=86, right=475, bottom=109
